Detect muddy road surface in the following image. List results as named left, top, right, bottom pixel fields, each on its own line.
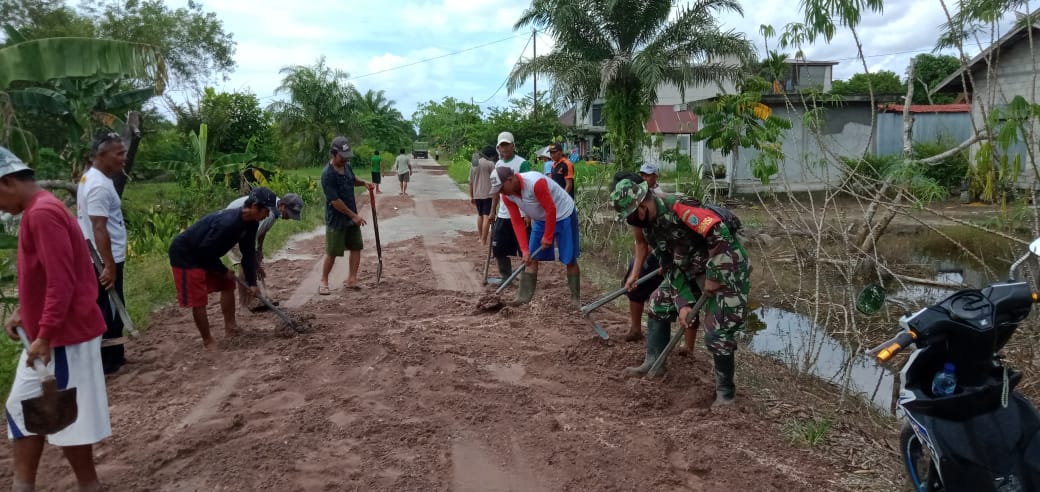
left=4, top=160, right=862, bottom=491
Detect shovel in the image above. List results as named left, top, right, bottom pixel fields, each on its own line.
left=645, top=294, right=710, bottom=379
left=494, top=246, right=545, bottom=295
left=579, top=270, right=661, bottom=340
left=369, top=192, right=384, bottom=283
left=86, top=240, right=139, bottom=338
left=16, top=327, right=78, bottom=435
left=234, top=277, right=303, bottom=333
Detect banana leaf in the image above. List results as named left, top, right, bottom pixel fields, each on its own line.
left=0, top=38, right=166, bottom=92
left=6, top=87, right=70, bottom=115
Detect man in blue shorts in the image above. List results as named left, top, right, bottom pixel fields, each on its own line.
left=488, top=166, right=580, bottom=306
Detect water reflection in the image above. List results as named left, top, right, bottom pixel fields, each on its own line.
left=749, top=306, right=895, bottom=410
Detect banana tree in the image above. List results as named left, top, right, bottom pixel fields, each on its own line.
left=0, top=29, right=166, bottom=183
left=153, top=124, right=256, bottom=186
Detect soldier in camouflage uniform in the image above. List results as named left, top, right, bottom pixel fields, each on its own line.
left=610, top=179, right=751, bottom=405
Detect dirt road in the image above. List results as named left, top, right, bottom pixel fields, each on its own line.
left=4, top=160, right=861, bottom=491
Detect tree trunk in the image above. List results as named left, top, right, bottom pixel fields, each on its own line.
left=113, top=111, right=142, bottom=198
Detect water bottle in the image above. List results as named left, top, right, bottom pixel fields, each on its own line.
left=931, top=362, right=958, bottom=397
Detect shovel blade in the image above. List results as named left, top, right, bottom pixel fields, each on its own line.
left=22, top=380, right=77, bottom=435
left=485, top=277, right=503, bottom=286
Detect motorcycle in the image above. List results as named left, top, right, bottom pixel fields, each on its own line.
left=856, top=238, right=1040, bottom=492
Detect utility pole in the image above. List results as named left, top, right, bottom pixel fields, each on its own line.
left=532, top=28, right=537, bottom=119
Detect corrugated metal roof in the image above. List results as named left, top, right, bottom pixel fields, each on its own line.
left=644, top=105, right=697, bottom=134
left=879, top=104, right=972, bottom=113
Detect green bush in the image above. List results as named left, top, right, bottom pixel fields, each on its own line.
left=913, top=140, right=969, bottom=190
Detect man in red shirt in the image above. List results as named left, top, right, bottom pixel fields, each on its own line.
left=0, top=146, right=110, bottom=492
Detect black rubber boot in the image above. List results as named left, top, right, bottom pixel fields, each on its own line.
left=496, top=256, right=513, bottom=280
left=713, top=352, right=736, bottom=406
left=567, top=273, right=581, bottom=307
left=510, top=272, right=537, bottom=305
left=624, top=317, right=671, bottom=376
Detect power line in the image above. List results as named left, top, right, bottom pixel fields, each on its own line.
left=254, top=32, right=530, bottom=102
left=475, top=34, right=534, bottom=105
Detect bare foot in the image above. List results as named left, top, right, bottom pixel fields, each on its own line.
left=202, top=337, right=217, bottom=350
left=623, top=331, right=644, bottom=342
left=225, top=326, right=240, bottom=337
left=674, top=347, right=693, bottom=357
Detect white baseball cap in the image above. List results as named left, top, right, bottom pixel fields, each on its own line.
left=639, top=163, right=659, bottom=175
left=497, top=132, right=515, bottom=146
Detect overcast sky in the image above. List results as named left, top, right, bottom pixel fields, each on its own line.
left=166, top=0, right=1020, bottom=118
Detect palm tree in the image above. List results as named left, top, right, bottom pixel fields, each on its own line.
left=269, top=57, right=361, bottom=165
left=360, top=89, right=396, bottom=116
left=508, top=0, right=755, bottom=169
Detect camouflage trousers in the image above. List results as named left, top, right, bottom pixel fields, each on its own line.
left=648, top=251, right=751, bottom=356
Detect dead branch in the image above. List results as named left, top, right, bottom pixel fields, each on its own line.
left=38, top=180, right=77, bottom=193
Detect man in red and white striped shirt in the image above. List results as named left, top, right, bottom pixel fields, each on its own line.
left=488, top=166, right=581, bottom=306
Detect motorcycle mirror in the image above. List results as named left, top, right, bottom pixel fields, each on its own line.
left=1030, top=237, right=1040, bottom=257
left=855, top=284, right=886, bottom=315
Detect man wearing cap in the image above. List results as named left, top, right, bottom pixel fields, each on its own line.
left=610, top=178, right=750, bottom=405
left=489, top=131, right=532, bottom=281
left=76, top=132, right=130, bottom=375
left=549, top=143, right=576, bottom=199
left=394, top=148, right=413, bottom=195
left=489, top=166, right=581, bottom=306
left=639, top=163, right=667, bottom=197
left=168, top=187, right=275, bottom=348
left=537, top=146, right=553, bottom=175
left=469, top=146, right=497, bottom=246
left=610, top=172, right=665, bottom=343
left=224, top=192, right=304, bottom=309
left=0, top=146, right=111, bottom=492
left=320, top=136, right=375, bottom=294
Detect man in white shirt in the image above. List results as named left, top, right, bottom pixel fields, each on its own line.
left=393, top=149, right=413, bottom=195
left=76, top=132, right=129, bottom=375
left=489, top=132, right=533, bottom=280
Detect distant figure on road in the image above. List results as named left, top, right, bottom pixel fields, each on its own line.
left=169, top=187, right=276, bottom=348
left=489, top=131, right=532, bottom=281
left=320, top=137, right=375, bottom=294
left=435, top=150, right=440, bottom=161
left=224, top=192, right=304, bottom=309
left=77, top=132, right=129, bottom=375
left=394, top=148, right=413, bottom=196
left=370, top=150, right=383, bottom=194
left=470, top=145, right=496, bottom=246
left=1, top=147, right=111, bottom=492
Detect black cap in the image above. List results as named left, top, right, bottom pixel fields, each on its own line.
left=549, top=143, right=564, bottom=153
left=248, top=187, right=278, bottom=211
left=331, top=136, right=352, bottom=158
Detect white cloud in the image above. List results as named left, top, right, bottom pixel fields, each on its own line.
left=160, top=0, right=1022, bottom=127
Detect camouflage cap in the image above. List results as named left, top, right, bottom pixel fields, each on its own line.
left=610, top=178, right=649, bottom=219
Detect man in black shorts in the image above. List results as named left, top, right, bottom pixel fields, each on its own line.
left=470, top=146, right=497, bottom=245
left=489, top=131, right=531, bottom=278
left=613, top=171, right=666, bottom=342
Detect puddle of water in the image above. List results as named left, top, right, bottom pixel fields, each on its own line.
left=747, top=227, right=1010, bottom=412
left=749, top=306, right=895, bottom=410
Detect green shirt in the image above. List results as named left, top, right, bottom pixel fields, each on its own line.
left=371, top=155, right=382, bottom=173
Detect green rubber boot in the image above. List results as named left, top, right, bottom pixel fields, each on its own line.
left=712, top=352, right=736, bottom=406
left=624, top=317, right=671, bottom=376
left=567, top=273, right=581, bottom=307
left=510, top=271, right=537, bottom=305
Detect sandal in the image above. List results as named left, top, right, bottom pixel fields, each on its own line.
left=318, top=284, right=331, bottom=295
left=345, top=283, right=362, bottom=291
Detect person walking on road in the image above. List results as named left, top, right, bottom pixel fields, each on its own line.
left=320, top=137, right=375, bottom=294
left=0, top=147, right=111, bottom=492
left=370, top=150, right=383, bottom=194
left=489, top=132, right=532, bottom=281
left=611, top=178, right=751, bottom=405
left=394, top=148, right=413, bottom=195
left=489, top=166, right=581, bottom=306
left=169, top=187, right=276, bottom=348
left=548, top=143, right=576, bottom=199
left=76, top=132, right=130, bottom=375
left=469, top=145, right=496, bottom=246
left=224, top=193, right=304, bottom=309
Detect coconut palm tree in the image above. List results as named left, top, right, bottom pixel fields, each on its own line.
left=269, top=57, right=361, bottom=165
left=508, top=0, right=755, bottom=169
